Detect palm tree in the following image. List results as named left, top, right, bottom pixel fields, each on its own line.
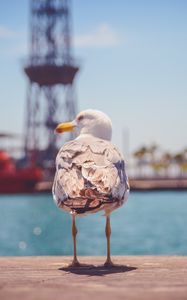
left=160, top=152, right=172, bottom=177
left=133, top=146, right=148, bottom=177
left=174, top=151, right=187, bottom=177
left=148, top=144, right=160, bottom=177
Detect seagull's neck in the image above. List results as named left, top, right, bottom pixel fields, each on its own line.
left=76, top=133, right=111, bottom=142
left=75, top=133, right=97, bottom=140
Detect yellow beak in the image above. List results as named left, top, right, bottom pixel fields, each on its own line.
left=54, top=122, right=76, bottom=134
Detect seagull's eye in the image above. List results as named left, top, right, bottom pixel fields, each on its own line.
left=77, top=115, right=84, bottom=122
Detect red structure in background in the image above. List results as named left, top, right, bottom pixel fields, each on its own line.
left=0, top=150, right=42, bottom=194
left=24, top=0, right=79, bottom=169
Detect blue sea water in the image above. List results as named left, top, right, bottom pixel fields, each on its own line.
left=0, top=191, right=187, bottom=256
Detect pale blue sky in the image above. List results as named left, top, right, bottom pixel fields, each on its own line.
left=0, top=0, right=187, bottom=155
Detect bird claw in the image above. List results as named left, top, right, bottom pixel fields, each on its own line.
left=68, top=259, right=94, bottom=269
left=68, top=259, right=81, bottom=267
left=104, top=259, right=115, bottom=268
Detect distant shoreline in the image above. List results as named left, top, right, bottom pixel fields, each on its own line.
left=129, top=177, right=187, bottom=191
left=35, top=177, right=187, bottom=193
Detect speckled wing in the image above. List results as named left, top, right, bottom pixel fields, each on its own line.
left=52, top=137, right=129, bottom=215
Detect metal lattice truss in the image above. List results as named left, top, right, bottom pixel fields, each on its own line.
left=24, top=0, right=79, bottom=165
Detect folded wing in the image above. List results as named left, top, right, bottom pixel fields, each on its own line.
left=53, top=137, right=129, bottom=212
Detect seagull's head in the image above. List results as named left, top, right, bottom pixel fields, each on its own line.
left=55, top=109, right=112, bottom=141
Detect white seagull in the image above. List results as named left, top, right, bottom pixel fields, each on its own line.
left=53, top=109, right=129, bottom=267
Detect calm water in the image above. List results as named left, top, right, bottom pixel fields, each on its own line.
left=0, top=191, right=187, bottom=256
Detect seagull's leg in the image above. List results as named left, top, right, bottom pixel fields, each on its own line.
left=67, top=213, right=94, bottom=268
left=70, top=214, right=81, bottom=267
left=104, top=215, right=114, bottom=267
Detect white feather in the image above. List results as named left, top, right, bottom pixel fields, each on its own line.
left=53, top=110, right=129, bottom=215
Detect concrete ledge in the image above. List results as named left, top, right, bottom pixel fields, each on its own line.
left=0, top=256, right=187, bottom=300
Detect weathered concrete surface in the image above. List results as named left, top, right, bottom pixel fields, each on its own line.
left=0, top=256, right=187, bottom=300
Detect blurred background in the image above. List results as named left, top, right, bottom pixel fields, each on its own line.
left=0, top=0, right=187, bottom=256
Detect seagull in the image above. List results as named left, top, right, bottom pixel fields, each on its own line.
left=53, top=109, right=129, bottom=267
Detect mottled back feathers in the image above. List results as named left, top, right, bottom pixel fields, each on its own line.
left=53, top=136, right=129, bottom=215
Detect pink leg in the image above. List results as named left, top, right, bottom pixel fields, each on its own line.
left=104, top=215, right=114, bottom=267
left=70, top=214, right=81, bottom=267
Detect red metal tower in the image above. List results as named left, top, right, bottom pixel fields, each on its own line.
left=24, top=0, right=79, bottom=166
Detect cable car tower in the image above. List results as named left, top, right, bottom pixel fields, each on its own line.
left=24, top=0, right=79, bottom=166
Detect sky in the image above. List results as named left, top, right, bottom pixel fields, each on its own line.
left=0, top=0, right=187, bottom=157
